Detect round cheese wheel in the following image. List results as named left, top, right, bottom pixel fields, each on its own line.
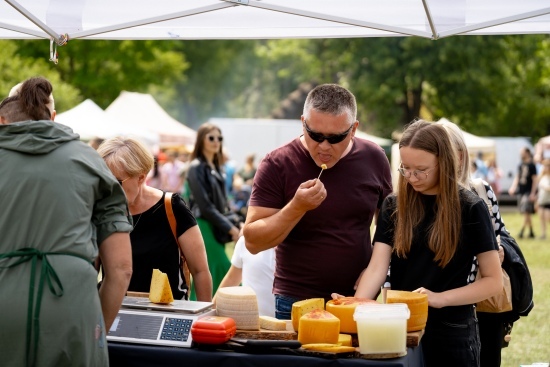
left=386, top=290, right=428, bottom=332
left=325, top=297, right=379, bottom=334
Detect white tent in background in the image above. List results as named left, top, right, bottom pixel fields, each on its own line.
left=105, top=92, right=196, bottom=147
left=354, top=130, right=393, bottom=151
left=55, top=99, right=159, bottom=147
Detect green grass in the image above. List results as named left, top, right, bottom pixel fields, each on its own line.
left=499, top=210, right=550, bottom=367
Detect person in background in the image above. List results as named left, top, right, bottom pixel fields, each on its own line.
left=475, top=151, right=488, bottom=181
left=187, top=123, right=241, bottom=298
left=98, top=137, right=212, bottom=301
left=88, top=136, right=105, bottom=150
left=0, top=77, right=132, bottom=366
left=508, top=147, right=538, bottom=238
left=486, top=158, right=502, bottom=196
left=238, top=153, right=257, bottom=186
left=438, top=119, right=508, bottom=367
left=214, top=236, right=276, bottom=317
left=160, top=149, right=186, bottom=193
left=223, top=150, right=237, bottom=197
left=244, top=84, right=392, bottom=319
left=353, top=120, right=502, bottom=367
left=536, top=159, right=550, bottom=240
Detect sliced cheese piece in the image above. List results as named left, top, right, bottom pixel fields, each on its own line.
left=298, top=310, right=340, bottom=345
left=386, top=290, right=428, bottom=332
left=338, top=333, right=352, bottom=347
left=216, top=286, right=260, bottom=330
left=302, top=343, right=356, bottom=353
left=149, top=269, right=174, bottom=304
left=291, top=298, right=324, bottom=332
left=326, top=297, right=378, bottom=333
left=259, top=316, right=287, bottom=331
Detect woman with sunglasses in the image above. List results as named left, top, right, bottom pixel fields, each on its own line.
left=98, top=137, right=212, bottom=302
left=353, top=120, right=502, bottom=366
left=187, top=122, right=242, bottom=298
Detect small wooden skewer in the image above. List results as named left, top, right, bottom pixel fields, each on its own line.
left=317, top=164, right=327, bottom=179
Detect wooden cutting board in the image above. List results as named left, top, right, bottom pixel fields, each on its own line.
left=234, top=320, right=297, bottom=340
left=234, top=321, right=423, bottom=347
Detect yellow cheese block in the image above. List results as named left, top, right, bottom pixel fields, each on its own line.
left=298, top=310, right=340, bottom=345
left=291, top=298, right=324, bottom=332
left=325, top=297, right=379, bottom=333
left=302, top=343, right=356, bottom=353
left=259, top=316, right=287, bottom=331
left=338, top=333, right=352, bottom=347
left=149, top=269, right=174, bottom=304
left=386, top=290, right=428, bottom=332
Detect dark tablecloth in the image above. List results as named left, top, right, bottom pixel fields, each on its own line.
left=108, top=342, right=424, bottom=367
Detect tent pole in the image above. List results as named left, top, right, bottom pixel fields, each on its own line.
left=5, top=0, right=62, bottom=43
left=0, top=21, right=46, bottom=38
left=69, top=3, right=233, bottom=39
left=438, top=7, right=550, bottom=38
left=224, top=0, right=432, bottom=38
left=421, top=0, right=439, bottom=39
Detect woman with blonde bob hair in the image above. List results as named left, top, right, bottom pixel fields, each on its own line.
left=98, top=137, right=212, bottom=301
left=352, top=120, right=502, bottom=366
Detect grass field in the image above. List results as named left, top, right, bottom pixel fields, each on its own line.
left=499, top=210, right=549, bottom=366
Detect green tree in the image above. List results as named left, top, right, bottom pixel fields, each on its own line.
left=12, top=39, right=188, bottom=112
left=0, top=40, right=81, bottom=111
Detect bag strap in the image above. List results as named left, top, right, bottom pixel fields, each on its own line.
left=164, top=192, right=191, bottom=292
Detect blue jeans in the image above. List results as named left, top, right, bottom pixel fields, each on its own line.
left=274, top=294, right=301, bottom=320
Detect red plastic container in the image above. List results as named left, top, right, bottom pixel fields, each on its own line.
left=191, top=316, right=237, bottom=344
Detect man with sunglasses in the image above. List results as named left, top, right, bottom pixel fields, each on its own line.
left=243, top=84, right=392, bottom=320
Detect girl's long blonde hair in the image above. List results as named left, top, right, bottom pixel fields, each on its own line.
left=394, top=120, right=461, bottom=267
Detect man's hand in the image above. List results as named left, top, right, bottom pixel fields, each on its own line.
left=293, top=179, right=327, bottom=211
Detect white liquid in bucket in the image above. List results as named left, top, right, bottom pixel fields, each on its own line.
left=356, top=319, right=407, bottom=354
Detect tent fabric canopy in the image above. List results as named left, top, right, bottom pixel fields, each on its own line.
left=0, top=0, right=549, bottom=41
left=105, top=91, right=196, bottom=147
left=55, top=98, right=160, bottom=146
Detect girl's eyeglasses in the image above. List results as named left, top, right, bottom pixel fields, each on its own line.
left=397, top=164, right=438, bottom=180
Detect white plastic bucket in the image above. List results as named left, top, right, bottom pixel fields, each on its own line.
left=353, top=303, right=410, bottom=355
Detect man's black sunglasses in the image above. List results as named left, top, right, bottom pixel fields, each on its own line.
left=303, top=120, right=354, bottom=144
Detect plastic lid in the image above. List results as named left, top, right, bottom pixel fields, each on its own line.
left=353, top=303, right=410, bottom=320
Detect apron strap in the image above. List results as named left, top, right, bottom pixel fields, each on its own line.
left=0, top=248, right=92, bottom=367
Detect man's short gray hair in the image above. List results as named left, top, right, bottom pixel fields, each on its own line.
left=303, top=84, right=357, bottom=123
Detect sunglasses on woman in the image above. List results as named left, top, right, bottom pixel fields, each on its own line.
left=207, top=135, right=223, bottom=142
left=303, top=120, right=354, bottom=144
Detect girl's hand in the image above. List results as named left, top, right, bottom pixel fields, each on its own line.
left=414, top=287, right=445, bottom=308
left=331, top=293, right=345, bottom=300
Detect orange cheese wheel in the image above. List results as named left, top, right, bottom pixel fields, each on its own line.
left=298, top=310, right=340, bottom=345
left=386, top=290, right=428, bottom=332
left=325, top=297, right=379, bottom=334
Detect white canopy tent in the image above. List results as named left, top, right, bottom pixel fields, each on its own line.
left=105, top=91, right=196, bottom=147
left=55, top=99, right=160, bottom=147
left=0, top=1, right=549, bottom=42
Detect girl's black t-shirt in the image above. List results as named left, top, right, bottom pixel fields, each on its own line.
left=128, top=192, right=196, bottom=300
left=374, top=189, right=498, bottom=321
